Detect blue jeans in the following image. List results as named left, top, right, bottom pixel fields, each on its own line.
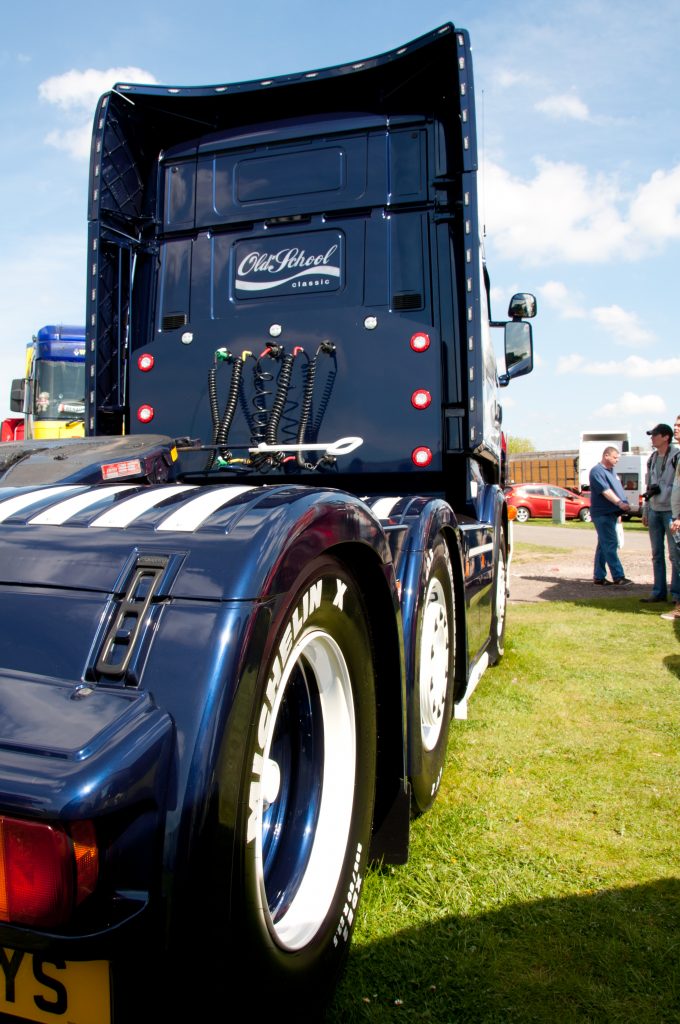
left=647, top=506, right=680, bottom=601
left=592, top=515, right=625, bottom=582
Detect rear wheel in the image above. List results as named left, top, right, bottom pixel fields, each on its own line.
left=489, top=537, right=508, bottom=664
left=410, top=534, right=456, bottom=814
left=578, top=507, right=591, bottom=522
left=229, top=557, right=377, bottom=1008
left=515, top=506, right=530, bottom=523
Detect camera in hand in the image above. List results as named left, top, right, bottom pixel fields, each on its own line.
left=642, top=483, right=661, bottom=500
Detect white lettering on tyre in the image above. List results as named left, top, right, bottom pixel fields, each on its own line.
left=333, top=578, right=347, bottom=612
left=431, top=765, right=443, bottom=797
left=333, top=843, right=363, bottom=947
left=247, top=578, right=328, bottom=843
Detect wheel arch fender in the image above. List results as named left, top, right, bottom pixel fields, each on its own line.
left=246, top=530, right=411, bottom=866
left=325, top=539, right=410, bottom=864
left=251, top=495, right=411, bottom=864
left=177, top=490, right=411, bottom=907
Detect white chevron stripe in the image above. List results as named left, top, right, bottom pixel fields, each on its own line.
left=29, top=486, right=137, bottom=525
left=156, top=485, right=256, bottom=532
left=368, top=497, right=402, bottom=520
left=89, top=485, right=196, bottom=528
left=0, top=486, right=82, bottom=524
left=468, top=542, right=493, bottom=558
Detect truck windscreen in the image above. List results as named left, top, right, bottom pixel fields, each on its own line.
left=34, top=359, right=85, bottom=420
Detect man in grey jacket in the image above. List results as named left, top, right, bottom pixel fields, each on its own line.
left=663, top=415, right=680, bottom=620
left=642, top=423, right=680, bottom=609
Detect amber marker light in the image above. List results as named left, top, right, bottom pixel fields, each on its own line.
left=506, top=504, right=518, bottom=521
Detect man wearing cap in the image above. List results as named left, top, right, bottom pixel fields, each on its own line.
left=662, top=415, right=680, bottom=619
left=641, top=423, right=680, bottom=606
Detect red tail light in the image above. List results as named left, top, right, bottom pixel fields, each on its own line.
left=411, top=389, right=432, bottom=410
left=137, top=353, right=155, bottom=372
left=410, top=332, right=431, bottom=352
left=137, top=404, right=154, bottom=424
left=0, top=816, right=98, bottom=927
left=412, top=446, right=433, bottom=467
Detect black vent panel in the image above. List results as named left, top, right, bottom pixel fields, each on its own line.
left=161, top=312, right=188, bottom=331
left=392, top=292, right=423, bottom=311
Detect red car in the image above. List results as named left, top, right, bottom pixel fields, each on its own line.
left=504, top=483, right=591, bottom=523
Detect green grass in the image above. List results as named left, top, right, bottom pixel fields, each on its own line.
left=328, top=596, right=680, bottom=1023
left=521, top=518, right=647, bottom=534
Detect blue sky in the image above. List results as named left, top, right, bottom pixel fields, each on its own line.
left=1, top=0, right=679, bottom=450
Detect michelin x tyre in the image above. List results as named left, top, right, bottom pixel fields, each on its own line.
left=410, top=534, right=456, bottom=814
left=489, top=537, right=507, bottom=665
left=232, top=556, right=377, bottom=1008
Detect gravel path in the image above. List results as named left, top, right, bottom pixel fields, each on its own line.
left=508, top=523, right=664, bottom=604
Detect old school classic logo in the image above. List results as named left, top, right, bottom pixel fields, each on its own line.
left=234, top=231, right=342, bottom=298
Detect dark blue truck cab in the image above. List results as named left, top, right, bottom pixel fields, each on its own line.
left=0, top=24, right=533, bottom=1023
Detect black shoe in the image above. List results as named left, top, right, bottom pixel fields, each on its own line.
left=593, top=578, right=613, bottom=586
left=640, top=595, right=667, bottom=602
left=613, top=577, right=633, bottom=586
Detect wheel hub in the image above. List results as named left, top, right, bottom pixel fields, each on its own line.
left=256, top=628, right=356, bottom=951
left=419, top=577, right=449, bottom=752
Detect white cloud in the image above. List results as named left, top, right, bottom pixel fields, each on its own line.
left=539, top=280, right=586, bottom=318
left=535, top=92, right=590, bottom=121
left=628, top=165, right=680, bottom=243
left=591, top=305, right=654, bottom=347
left=39, top=66, right=157, bottom=160
left=495, top=69, right=532, bottom=88
left=484, top=158, right=680, bottom=266
left=39, top=67, right=157, bottom=111
left=559, top=354, right=680, bottom=377
left=595, top=392, right=666, bottom=417
left=556, top=354, right=585, bottom=374
left=485, top=158, right=628, bottom=264
left=44, top=125, right=93, bottom=161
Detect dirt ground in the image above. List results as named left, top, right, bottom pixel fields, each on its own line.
left=509, top=540, right=656, bottom=604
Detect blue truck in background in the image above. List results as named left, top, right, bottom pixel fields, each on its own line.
left=0, top=24, right=534, bottom=1022
left=2, top=326, right=86, bottom=442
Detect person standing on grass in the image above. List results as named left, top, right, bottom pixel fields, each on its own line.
left=589, top=447, right=632, bottom=586
left=663, top=415, right=680, bottom=620
left=640, top=423, right=680, bottom=607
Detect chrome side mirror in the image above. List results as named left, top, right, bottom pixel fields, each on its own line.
left=504, top=321, right=533, bottom=380
left=508, top=292, right=537, bottom=319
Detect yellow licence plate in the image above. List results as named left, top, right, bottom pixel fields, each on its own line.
left=0, top=948, right=110, bottom=1024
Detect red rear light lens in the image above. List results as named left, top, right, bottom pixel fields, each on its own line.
left=410, top=333, right=431, bottom=352
left=137, top=404, right=154, bottom=424
left=1, top=817, right=71, bottom=926
left=412, top=446, right=433, bottom=467
left=137, top=353, right=155, bottom=372
left=0, top=817, right=98, bottom=927
left=411, top=389, right=432, bottom=410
